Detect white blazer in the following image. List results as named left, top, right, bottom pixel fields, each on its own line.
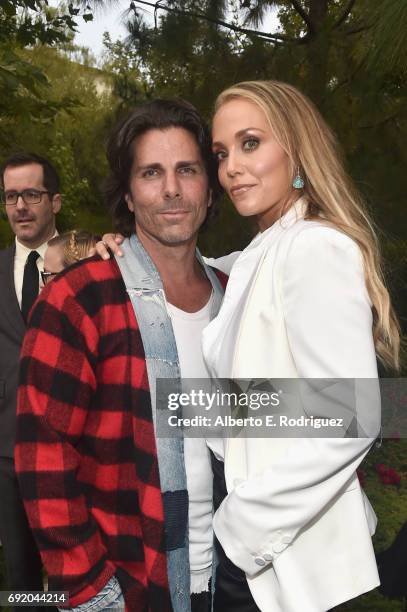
left=203, top=198, right=380, bottom=612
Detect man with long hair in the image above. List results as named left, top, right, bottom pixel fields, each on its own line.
left=15, top=100, right=227, bottom=612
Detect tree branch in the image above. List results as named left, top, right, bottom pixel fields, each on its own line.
left=333, top=0, right=356, bottom=29
left=289, top=0, right=313, bottom=32
left=132, top=0, right=308, bottom=44
left=359, top=113, right=399, bottom=130
left=345, top=24, right=371, bottom=35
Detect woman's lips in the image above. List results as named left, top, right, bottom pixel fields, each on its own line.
left=230, top=184, right=256, bottom=197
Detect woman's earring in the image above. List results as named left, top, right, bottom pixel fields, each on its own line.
left=292, top=167, right=304, bottom=189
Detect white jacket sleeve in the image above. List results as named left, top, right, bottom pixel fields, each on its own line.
left=203, top=251, right=241, bottom=275
left=213, top=227, right=379, bottom=576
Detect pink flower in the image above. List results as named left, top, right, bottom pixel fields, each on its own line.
left=386, top=468, right=402, bottom=486
left=375, top=463, right=402, bottom=486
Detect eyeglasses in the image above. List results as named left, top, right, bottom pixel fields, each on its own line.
left=41, top=270, right=59, bottom=285
left=2, top=189, right=51, bottom=206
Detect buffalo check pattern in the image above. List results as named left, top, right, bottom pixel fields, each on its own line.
left=15, top=256, right=172, bottom=611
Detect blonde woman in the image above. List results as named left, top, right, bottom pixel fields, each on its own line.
left=42, top=230, right=100, bottom=284
left=200, top=80, right=400, bottom=612
left=97, top=82, right=400, bottom=611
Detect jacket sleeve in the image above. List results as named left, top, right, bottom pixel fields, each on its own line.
left=15, top=279, right=116, bottom=606
left=213, top=226, right=380, bottom=576
left=203, top=251, right=241, bottom=274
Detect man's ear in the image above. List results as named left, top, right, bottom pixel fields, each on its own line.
left=125, top=193, right=135, bottom=212
left=52, top=193, right=62, bottom=214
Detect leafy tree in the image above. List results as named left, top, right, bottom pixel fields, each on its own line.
left=0, top=0, right=94, bottom=131
left=126, top=0, right=365, bottom=107
left=0, top=41, right=116, bottom=246
left=102, top=32, right=148, bottom=110
left=366, top=0, right=407, bottom=76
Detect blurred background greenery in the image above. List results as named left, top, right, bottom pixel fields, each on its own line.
left=0, top=1, right=406, bottom=610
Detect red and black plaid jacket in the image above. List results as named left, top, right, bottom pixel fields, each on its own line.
left=15, top=257, right=172, bottom=611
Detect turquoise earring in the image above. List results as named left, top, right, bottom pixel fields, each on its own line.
left=293, top=167, right=304, bottom=189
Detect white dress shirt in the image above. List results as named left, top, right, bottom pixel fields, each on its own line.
left=14, top=234, right=58, bottom=308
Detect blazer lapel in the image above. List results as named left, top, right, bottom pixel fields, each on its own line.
left=230, top=198, right=309, bottom=377
left=224, top=200, right=309, bottom=467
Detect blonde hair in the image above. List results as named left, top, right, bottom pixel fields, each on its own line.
left=48, top=230, right=100, bottom=268
left=215, top=80, right=400, bottom=370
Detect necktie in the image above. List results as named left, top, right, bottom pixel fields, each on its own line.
left=21, top=250, right=40, bottom=322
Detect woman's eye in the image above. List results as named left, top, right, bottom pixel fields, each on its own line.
left=243, top=138, right=259, bottom=151
left=213, top=150, right=226, bottom=162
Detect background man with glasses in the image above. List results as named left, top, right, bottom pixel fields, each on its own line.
left=0, top=152, right=60, bottom=611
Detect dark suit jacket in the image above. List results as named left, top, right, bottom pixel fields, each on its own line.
left=0, top=244, right=26, bottom=458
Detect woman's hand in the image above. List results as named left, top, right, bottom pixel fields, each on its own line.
left=95, top=233, right=125, bottom=259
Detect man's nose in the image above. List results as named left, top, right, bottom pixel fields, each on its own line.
left=15, top=195, right=28, bottom=210
left=163, top=172, right=181, bottom=199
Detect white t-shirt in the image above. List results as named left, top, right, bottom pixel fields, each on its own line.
left=167, top=294, right=214, bottom=594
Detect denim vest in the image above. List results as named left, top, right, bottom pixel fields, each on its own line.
left=115, top=235, right=224, bottom=612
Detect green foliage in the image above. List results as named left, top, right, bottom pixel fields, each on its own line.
left=382, top=240, right=407, bottom=334
left=365, top=0, right=407, bottom=77
left=0, top=212, right=14, bottom=248
left=101, top=32, right=147, bottom=109
left=0, top=42, right=117, bottom=243
left=48, top=132, right=92, bottom=229
left=0, top=46, right=79, bottom=148
left=335, top=439, right=407, bottom=611
left=0, top=0, right=77, bottom=47
left=0, top=1, right=95, bottom=132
